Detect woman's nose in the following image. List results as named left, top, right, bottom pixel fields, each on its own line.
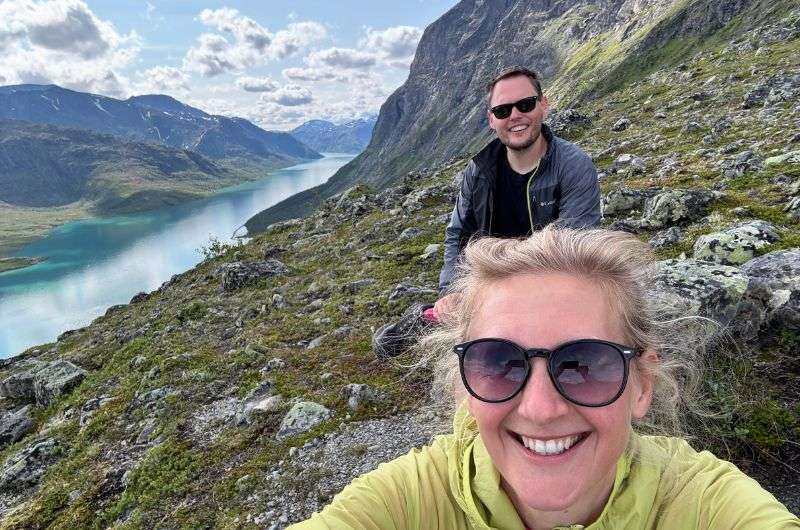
left=515, top=358, right=571, bottom=422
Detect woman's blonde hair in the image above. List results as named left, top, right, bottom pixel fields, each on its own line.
left=418, top=225, right=711, bottom=437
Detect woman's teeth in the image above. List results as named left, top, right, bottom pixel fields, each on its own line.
left=520, top=434, right=582, bottom=456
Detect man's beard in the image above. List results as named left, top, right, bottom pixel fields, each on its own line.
left=502, top=128, right=539, bottom=151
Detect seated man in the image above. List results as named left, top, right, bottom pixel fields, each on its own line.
left=436, top=66, right=601, bottom=316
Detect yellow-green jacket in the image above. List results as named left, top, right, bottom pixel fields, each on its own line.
left=288, top=408, right=799, bottom=529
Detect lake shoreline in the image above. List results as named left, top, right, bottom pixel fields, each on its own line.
left=0, top=256, right=46, bottom=274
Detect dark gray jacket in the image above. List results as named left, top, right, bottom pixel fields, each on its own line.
left=439, top=124, right=601, bottom=291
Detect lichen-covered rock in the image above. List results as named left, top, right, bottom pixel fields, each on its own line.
left=276, top=401, right=332, bottom=440
left=612, top=154, right=646, bottom=174
left=784, top=196, right=800, bottom=220
left=0, top=405, right=35, bottom=447
left=32, top=361, right=87, bottom=407
left=640, top=189, right=718, bottom=228
left=764, top=150, right=800, bottom=167
left=740, top=249, right=800, bottom=332
left=601, top=189, right=650, bottom=218
left=0, top=438, right=61, bottom=492
left=547, top=108, right=591, bottom=138
left=651, top=259, right=750, bottom=327
left=219, top=260, right=289, bottom=291
left=649, top=226, right=683, bottom=249
left=342, top=384, right=383, bottom=411
left=398, top=227, right=423, bottom=241
left=694, top=220, right=780, bottom=265
left=0, top=360, right=85, bottom=407
left=611, top=118, right=630, bottom=131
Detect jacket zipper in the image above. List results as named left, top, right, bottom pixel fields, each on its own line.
left=525, top=160, right=542, bottom=233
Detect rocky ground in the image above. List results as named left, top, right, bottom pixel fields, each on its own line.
left=0, top=10, right=798, bottom=529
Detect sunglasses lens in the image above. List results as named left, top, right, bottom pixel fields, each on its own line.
left=462, top=341, right=527, bottom=401
left=516, top=97, right=537, bottom=113
left=491, top=104, right=512, bottom=119
left=551, top=342, right=626, bottom=406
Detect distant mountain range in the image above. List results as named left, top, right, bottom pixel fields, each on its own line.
left=0, top=119, right=239, bottom=215
left=0, top=84, right=321, bottom=169
left=290, top=116, right=376, bottom=154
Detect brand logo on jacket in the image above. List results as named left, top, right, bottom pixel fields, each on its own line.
left=539, top=200, right=556, bottom=207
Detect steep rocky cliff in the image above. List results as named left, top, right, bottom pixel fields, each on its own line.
left=245, top=0, right=788, bottom=231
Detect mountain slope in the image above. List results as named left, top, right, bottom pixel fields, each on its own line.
left=291, top=117, right=377, bottom=153
left=244, top=0, right=790, bottom=232
left=0, top=85, right=321, bottom=168
left=0, top=119, right=239, bottom=215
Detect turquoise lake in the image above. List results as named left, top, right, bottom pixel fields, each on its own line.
left=0, top=154, right=354, bottom=358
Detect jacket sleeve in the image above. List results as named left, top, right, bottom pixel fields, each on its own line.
left=285, top=438, right=456, bottom=530
left=699, top=470, right=800, bottom=529
left=554, top=151, right=601, bottom=228
left=439, top=161, right=479, bottom=292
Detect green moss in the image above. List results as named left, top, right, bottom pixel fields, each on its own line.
left=176, top=302, right=207, bottom=323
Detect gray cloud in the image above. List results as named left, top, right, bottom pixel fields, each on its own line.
left=363, top=26, right=422, bottom=60
left=262, top=84, right=312, bottom=106
left=235, top=75, right=279, bottom=92
left=183, top=33, right=236, bottom=77
left=307, top=47, right=376, bottom=70
left=20, top=0, right=116, bottom=59
left=138, top=66, right=190, bottom=94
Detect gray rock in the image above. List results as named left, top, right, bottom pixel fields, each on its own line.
left=276, top=401, right=332, bottom=440
left=271, top=293, right=288, bottom=309
left=649, top=226, right=683, bottom=249
left=764, top=150, right=800, bottom=167
left=341, top=278, right=377, bottom=294
left=0, top=405, right=35, bottom=446
left=343, top=384, right=383, bottom=411
left=421, top=244, right=441, bottom=259
left=651, top=259, right=750, bottom=328
left=641, top=189, right=717, bottom=228
left=0, top=438, right=61, bottom=491
left=219, top=260, right=289, bottom=291
left=388, top=284, right=437, bottom=302
left=33, top=361, right=87, bottom=407
left=611, top=118, right=630, bottom=132
left=694, top=220, right=779, bottom=265
left=307, top=336, right=325, bottom=349
left=547, top=108, right=591, bottom=138
left=784, top=197, right=800, bottom=220
left=612, top=153, right=646, bottom=174
left=601, top=189, right=650, bottom=218
left=398, top=227, right=423, bottom=241
left=740, top=249, right=800, bottom=332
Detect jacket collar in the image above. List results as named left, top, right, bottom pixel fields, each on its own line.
left=447, top=402, right=644, bottom=530
left=472, top=123, right=556, bottom=181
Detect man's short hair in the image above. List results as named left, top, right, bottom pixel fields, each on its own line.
left=486, top=66, right=543, bottom=105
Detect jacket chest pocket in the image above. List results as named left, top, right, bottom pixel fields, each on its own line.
left=529, top=184, right=559, bottom=229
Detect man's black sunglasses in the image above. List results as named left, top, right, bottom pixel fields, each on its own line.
left=453, top=338, right=642, bottom=406
left=489, top=96, right=539, bottom=119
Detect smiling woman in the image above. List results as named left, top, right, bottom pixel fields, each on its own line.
left=287, top=227, right=800, bottom=530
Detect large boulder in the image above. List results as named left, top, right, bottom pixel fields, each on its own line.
left=694, top=220, right=779, bottom=265
left=640, top=189, right=718, bottom=228
left=276, top=401, right=331, bottom=440
left=0, top=406, right=36, bottom=447
left=0, top=438, right=61, bottom=492
left=740, top=249, right=800, bottom=334
left=0, top=360, right=86, bottom=407
left=651, top=259, right=750, bottom=328
left=33, top=361, right=87, bottom=407
left=601, top=188, right=651, bottom=218
left=219, top=259, right=289, bottom=291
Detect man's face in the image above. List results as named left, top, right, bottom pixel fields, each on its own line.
left=488, top=75, right=549, bottom=152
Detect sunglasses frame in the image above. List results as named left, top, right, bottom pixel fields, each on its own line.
left=489, top=95, right=539, bottom=119
left=453, top=338, right=642, bottom=407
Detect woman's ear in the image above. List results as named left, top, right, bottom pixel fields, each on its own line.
left=631, top=350, right=658, bottom=419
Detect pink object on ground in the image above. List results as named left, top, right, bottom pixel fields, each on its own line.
left=422, top=307, right=439, bottom=324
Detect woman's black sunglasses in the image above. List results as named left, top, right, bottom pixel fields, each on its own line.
left=453, top=338, right=642, bottom=407
left=489, top=96, right=539, bottom=119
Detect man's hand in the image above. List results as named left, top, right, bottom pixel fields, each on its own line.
left=433, top=293, right=459, bottom=320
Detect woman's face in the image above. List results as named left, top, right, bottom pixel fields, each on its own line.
left=466, top=272, right=653, bottom=517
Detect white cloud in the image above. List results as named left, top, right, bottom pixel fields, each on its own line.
left=235, top=75, right=279, bottom=92
left=135, top=66, right=190, bottom=95
left=362, top=25, right=422, bottom=68
left=184, top=9, right=326, bottom=77
left=307, top=47, right=376, bottom=70
left=261, top=84, right=313, bottom=106
left=270, top=21, right=326, bottom=60
left=0, top=0, right=138, bottom=97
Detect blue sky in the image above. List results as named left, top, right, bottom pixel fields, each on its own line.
left=0, top=0, right=458, bottom=129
